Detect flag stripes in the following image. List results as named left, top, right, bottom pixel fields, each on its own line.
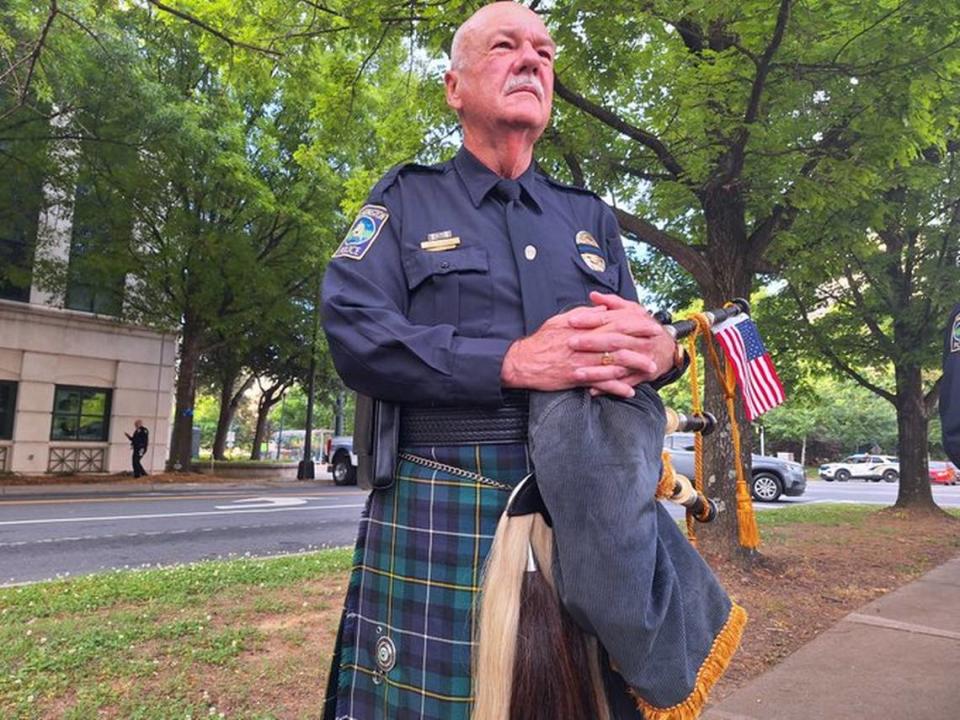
left=712, top=315, right=785, bottom=421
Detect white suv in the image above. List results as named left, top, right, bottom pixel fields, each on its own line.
left=819, top=454, right=899, bottom=483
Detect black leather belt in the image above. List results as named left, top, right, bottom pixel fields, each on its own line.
left=399, top=397, right=529, bottom=446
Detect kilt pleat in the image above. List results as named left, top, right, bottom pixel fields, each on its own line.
left=325, top=443, right=531, bottom=720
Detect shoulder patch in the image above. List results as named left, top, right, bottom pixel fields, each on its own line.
left=951, top=312, right=960, bottom=353
left=333, top=205, right=389, bottom=261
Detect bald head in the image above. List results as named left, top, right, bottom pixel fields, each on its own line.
left=450, top=2, right=551, bottom=71
left=444, top=0, right=555, bottom=157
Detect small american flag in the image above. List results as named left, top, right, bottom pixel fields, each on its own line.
left=712, top=314, right=785, bottom=420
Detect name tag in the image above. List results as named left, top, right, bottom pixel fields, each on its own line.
left=420, top=236, right=461, bottom=252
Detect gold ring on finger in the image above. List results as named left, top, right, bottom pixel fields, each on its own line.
left=600, top=351, right=614, bottom=366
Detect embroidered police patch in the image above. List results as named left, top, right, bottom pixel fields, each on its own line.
left=952, top=312, right=960, bottom=353
left=334, top=205, right=389, bottom=260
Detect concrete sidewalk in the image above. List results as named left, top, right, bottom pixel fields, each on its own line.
left=704, top=555, right=960, bottom=720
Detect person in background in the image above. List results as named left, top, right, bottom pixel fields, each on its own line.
left=125, top=419, right=149, bottom=478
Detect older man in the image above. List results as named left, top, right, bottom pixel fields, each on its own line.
left=321, top=3, right=685, bottom=718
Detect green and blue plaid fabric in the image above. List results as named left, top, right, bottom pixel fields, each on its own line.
left=325, top=443, right=530, bottom=720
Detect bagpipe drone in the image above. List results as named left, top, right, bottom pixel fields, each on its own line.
left=472, top=300, right=760, bottom=720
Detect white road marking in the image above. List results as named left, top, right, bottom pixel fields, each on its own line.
left=0, top=503, right=364, bottom=527
left=0, top=491, right=362, bottom=506
left=214, top=496, right=309, bottom=510
left=0, top=521, right=349, bottom=548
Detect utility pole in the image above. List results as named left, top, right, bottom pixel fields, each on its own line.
left=276, top=392, right=286, bottom=460
left=298, top=278, right=321, bottom=480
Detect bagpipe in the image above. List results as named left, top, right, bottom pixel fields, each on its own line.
left=472, top=300, right=756, bottom=720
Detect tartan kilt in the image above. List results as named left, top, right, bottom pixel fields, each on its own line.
left=324, top=443, right=531, bottom=720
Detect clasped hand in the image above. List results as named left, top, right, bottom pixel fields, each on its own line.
left=501, top=292, right=676, bottom=398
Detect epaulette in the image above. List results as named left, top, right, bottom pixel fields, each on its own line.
left=535, top=169, right=601, bottom=199
left=369, top=160, right=449, bottom=199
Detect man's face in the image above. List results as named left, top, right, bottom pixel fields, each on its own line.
left=134, top=421, right=142, bottom=429
left=445, top=4, right=555, bottom=138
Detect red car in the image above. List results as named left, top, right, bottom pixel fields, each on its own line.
left=929, top=461, right=958, bottom=485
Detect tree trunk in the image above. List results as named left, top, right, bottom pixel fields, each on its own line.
left=689, top=190, right=759, bottom=561
left=892, top=363, right=937, bottom=509
left=169, top=317, right=201, bottom=471
left=250, top=384, right=286, bottom=460
left=251, top=396, right=270, bottom=461
left=800, top=435, right=807, bottom=468
left=213, top=373, right=253, bottom=460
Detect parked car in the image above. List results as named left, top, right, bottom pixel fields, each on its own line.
left=663, top=433, right=806, bottom=502
left=325, top=435, right=357, bottom=486
left=819, top=454, right=899, bottom=483
left=929, top=461, right=958, bottom=485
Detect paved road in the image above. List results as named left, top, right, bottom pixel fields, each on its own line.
left=1, top=479, right=957, bottom=585
left=773, top=477, right=960, bottom=509
left=0, top=483, right=367, bottom=585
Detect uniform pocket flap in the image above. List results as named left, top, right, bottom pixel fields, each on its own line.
left=570, top=254, right=620, bottom=292
left=404, top=246, right=490, bottom=290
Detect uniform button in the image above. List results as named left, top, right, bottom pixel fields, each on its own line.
left=524, top=245, right=537, bottom=261
left=439, top=260, right=450, bottom=269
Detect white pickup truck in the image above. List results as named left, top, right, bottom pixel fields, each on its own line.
left=819, top=454, right=900, bottom=482
left=325, top=436, right=357, bottom=485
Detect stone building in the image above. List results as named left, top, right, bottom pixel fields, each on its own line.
left=0, top=170, right=175, bottom=475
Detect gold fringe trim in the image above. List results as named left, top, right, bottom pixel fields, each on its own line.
left=631, top=603, right=748, bottom=720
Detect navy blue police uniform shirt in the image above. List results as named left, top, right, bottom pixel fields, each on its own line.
left=321, top=146, right=637, bottom=406
left=943, top=302, right=960, bottom=466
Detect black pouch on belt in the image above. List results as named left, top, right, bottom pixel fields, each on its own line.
left=354, top=394, right=399, bottom=491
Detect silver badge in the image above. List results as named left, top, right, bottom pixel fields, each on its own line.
left=376, top=636, right=396, bottom=673
left=581, top=252, right=606, bottom=272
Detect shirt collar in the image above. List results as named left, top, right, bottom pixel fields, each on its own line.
left=453, top=146, right=543, bottom=213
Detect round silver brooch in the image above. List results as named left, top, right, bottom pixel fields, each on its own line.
left=375, top=636, right=396, bottom=673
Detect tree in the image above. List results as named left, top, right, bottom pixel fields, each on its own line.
left=760, top=373, right=899, bottom=466
left=781, top=143, right=960, bottom=511
left=198, top=337, right=257, bottom=461
left=524, top=0, right=960, bottom=553
left=6, top=2, right=436, bottom=472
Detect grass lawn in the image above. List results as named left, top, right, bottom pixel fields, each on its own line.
left=1, top=504, right=958, bottom=719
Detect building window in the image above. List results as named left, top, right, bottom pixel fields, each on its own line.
left=0, top=236, right=34, bottom=303
left=65, top=182, right=125, bottom=316
left=0, top=381, right=16, bottom=440
left=51, top=386, right=112, bottom=442
left=0, top=135, right=43, bottom=302
left=0, top=166, right=40, bottom=303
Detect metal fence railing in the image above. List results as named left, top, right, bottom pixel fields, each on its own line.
left=48, top=446, right=105, bottom=473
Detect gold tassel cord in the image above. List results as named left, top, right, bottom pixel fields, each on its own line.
left=688, top=313, right=760, bottom=550
left=684, top=319, right=705, bottom=544
left=631, top=604, right=748, bottom=720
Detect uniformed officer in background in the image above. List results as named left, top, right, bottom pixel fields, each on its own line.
left=321, top=3, right=683, bottom=718
left=124, top=419, right=149, bottom=478
left=943, top=302, right=960, bottom=467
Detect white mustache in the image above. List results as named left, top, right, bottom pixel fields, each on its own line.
left=504, top=74, right=543, bottom=99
